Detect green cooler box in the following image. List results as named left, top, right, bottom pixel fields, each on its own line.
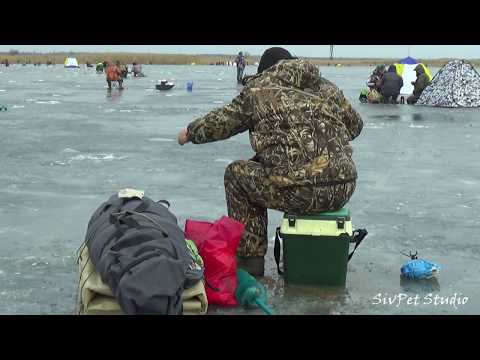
left=275, top=208, right=363, bottom=287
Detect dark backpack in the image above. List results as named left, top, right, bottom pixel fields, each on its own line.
left=84, top=193, right=202, bottom=315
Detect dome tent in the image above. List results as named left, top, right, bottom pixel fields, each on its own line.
left=416, top=59, right=480, bottom=107
left=64, top=57, right=79, bottom=68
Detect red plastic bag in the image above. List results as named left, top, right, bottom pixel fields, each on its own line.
left=184, top=216, right=244, bottom=306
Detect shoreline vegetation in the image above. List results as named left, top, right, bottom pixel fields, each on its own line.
left=1, top=52, right=479, bottom=67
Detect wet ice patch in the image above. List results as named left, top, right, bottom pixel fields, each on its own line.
left=214, top=158, right=233, bottom=164
left=11, top=105, right=25, bottom=109
left=409, top=124, right=430, bottom=129
left=213, top=101, right=224, bottom=104
left=35, top=100, right=61, bottom=105
left=148, top=137, right=174, bottom=142
left=50, top=161, right=68, bottom=166
left=50, top=152, right=128, bottom=166
left=104, top=108, right=116, bottom=113
left=62, top=148, right=80, bottom=153
left=119, top=109, right=132, bottom=113
left=8, top=80, right=16, bottom=83
left=460, top=179, right=477, bottom=186
left=365, top=122, right=385, bottom=129
left=0, top=227, right=30, bottom=235
left=0, top=89, right=6, bottom=92
left=69, top=153, right=127, bottom=162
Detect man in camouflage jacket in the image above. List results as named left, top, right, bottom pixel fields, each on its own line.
left=407, top=64, right=431, bottom=105
left=177, top=47, right=363, bottom=276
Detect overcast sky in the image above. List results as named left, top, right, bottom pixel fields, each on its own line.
left=0, top=45, right=479, bottom=59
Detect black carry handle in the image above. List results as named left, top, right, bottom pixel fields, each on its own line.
left=273, top=227, right=368, bottom=276
left=274, top=227, right=283, bottom=275
left=348, top=229, right=368, bottom=262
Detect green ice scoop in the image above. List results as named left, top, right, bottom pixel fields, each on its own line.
left=236, top=269, right=275, bottom=315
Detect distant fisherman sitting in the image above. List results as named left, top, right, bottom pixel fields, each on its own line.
left=177, top=47, right=363, bottom=276
left=367, top=65, right=386, bottom=92
left=407, top=64, right=430, bottom=105
left=366, top=64, right=386, bottom=103
left=106, top=61, right=123, bottom=90
left=235, top=52, right=246, bottom=84
left=380, top=65, right=404, bottom=104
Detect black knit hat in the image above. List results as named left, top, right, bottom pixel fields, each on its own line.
left=257, top=47, right=296, bottom=74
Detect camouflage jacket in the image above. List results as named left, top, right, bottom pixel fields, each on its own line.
left=187, top=59, right=363, bottom=187
left=413, top=65, right=431, bottom=97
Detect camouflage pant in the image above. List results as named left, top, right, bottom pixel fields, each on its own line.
left=224, top=160, right=356, bottom=257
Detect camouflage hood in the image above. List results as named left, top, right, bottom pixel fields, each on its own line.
left=247, top=59, right=322, bottom=90
left=415, top=64, right=425, bottom=75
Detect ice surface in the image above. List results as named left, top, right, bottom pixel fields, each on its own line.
left=0, top=64, right=479, bottom=314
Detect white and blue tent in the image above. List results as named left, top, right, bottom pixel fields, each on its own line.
left=399, top=56, right=419, bottom=65
left=64, top=57, right=79, bottom=68
left=394, top=57, right=432, bottom=96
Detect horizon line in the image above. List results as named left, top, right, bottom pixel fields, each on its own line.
left=0, top=51, right=474, bottom=60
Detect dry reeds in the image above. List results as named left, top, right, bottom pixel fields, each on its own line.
left=1, top=52, right=478, bottom=68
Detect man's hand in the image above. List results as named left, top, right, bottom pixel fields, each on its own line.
left=177, top=128, right=190, bottom=145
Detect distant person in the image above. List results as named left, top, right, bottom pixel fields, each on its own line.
left=380, top=65, right=404, bottom=104
left=407, top=65, right=431, bottom=105
left=117, top=61, right=128, bottom=79
left=106, top=61, right=123, bottom=90
left=367, top=65, right=386, bottom=92
left=132, top=62, right=144, bottom=77
left=235, top=52, right=246, bottom=84
left=4, top=59, right=9, bottom=67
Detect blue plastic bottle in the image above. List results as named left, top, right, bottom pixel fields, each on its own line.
left=186, top=81, right=193, bottom=92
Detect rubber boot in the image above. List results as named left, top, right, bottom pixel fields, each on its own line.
left=237, top=256, right=265, bottom=277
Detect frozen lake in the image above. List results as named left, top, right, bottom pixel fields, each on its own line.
left=0, top=64, right=479, bottom=315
